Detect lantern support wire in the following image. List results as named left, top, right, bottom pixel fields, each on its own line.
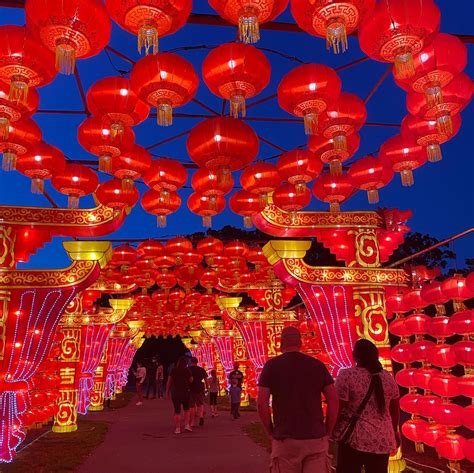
left=191, top=98, right=219, bottom=115
left=145, top=129, right=192, bottom=151
left=74, top=66, right=89, bottom=115
left=364, top=65, right=392, bottom=104
left=105, top=46, right=135, bottom=65
left=42, top=190, right=59, bottom=208
left=257, top=135, right=287, bottom=153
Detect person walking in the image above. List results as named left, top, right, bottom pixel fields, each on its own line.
left=228, top=362, right=244, bottom=388
left=229, top=378, right=242, bottom=420
left=257, top=326, right=338, bottom=473
left=144, top=357, right=158, bottom=399
left=208, top=369, right=220, bottom=417
left=188, top=357, right=209, bottom=427
left=156, top=361, right=164, bottom=398
left=332, top=339, right=400, bottom=473
left=133, top=361, right=146, bottom=406
left=166, top=356, right=193, bottom=434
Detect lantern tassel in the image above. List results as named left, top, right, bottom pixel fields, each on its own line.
left=238, top=14, right=260, bottom=44
left=437, top=114, right=453, bottom=136
left=217, top=166, right=231, bottom=186
left=435, top=304, right=446, bottom=316
left=426, top=143, right=442, bottom=163
left=367, top=189, right=379, bottom=204
left=394, top=50, right=415, bottom=79
left=333, top=134, right=347, bottom=152
left=55, top=43, right=76, bottom=75
left=329, top=160, right=342, bottom=176
left=295, top=181, right=306, bottom=196
left=122, top=178, right=134, bottom=191
left=304, top=112, right=318, bottom=135
left=159, top=189, right=170, bottom=205
left=2, top=151, right=17, bottom=172
left=243, top=216, right=252, bottom=228
left=329, top=202, right=340, bottom=213
left=9, top=77, right=28, bottom=103
left=425, top=84, right=443, bottom=107
left=258, top=192, right=268, bottom=209
left=448, top=461, right=461, bottom=473
left=31, top=178, right=44, bottom=194
left=98, top=155, right=112, bottom=173
left=400, top=169, right=414, bottom=187
left=110, top=122, right=124, bottom=140
left=326, top=19, right=348, bottom=54
left=202, top=215, right=212, bottom=227
left=157, top=102, right=173, bottom=127
left=0, top=117, right=10, bottom=139
left=230, top=94, right=246, bottom=118
left=68, top=195, right=79, bottom=209
left=157, top=215, right=167, bottom=228
left=138, top=25, right=159, bottom=55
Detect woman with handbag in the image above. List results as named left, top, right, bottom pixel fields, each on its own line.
left=331, top=339, right=400, bottom=473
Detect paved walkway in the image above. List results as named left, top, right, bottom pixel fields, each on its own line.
left=78, top=396, right=269, bottom=473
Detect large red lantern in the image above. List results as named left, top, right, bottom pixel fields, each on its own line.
left=417, top=394, right=442, bottom=418
left=78, top=116, right=135, bottom=173
left=358, top=0, right=440, bottom=79
left=312, top=172, right=354, bottom=212
left=229, top=190, right=263, bottom=228
left=95, top=178, right=139, bottom=211
left=404, top=312, right=430, bottom=335
left=412, top=367, right=438, bottom=390
left=454, top=340, right=474, bottom=366
left=188, top=192, right=225, bottom=227
left=433, top=403, right=463, bottom=428
left=427, top=316, right=454, bottom=340
left=131, top=52, right=198, bottom=126
left=428, top=343, right=457, bottom=369
left=429, top=372, right=460, bottom=398
left=240, top=162, right=281, bottom=206
left=141, top=188, right=181, bottom=227
left=441, top=275, right=473, bottom=307
left=111, top=244, right=137, bottom=271
left=407, top=72, right=472, bottom=136
left=105, top=0, right=191, bottom=55
left=401, top=419, right=428, bottom=444
left=379, top=134, right=427, bottom=187
left=401, top=114, right=461, bottom=163
left=51, top=163, right=99, bottom=208
left=278, top=64, right=341, bottom=135
left=348, top=155, right=393, bottom=204
left=395, top=368, right=416, bottom=388
left=144, top=157, right=187, bottom=202
left=449, top=309, right=474, bottom=336
left=191, top=168, right=234, bottom=206
left=422, top=423, right=447, bottom=448
left=111, top=144, right=151, bottom=190
left=391, top=343, right=413, bottom=364
left=87, top=77, right=149, bottom=137
left=388, top=317, right=410, bottom=338
left=166, top=237, right=192, bottom=265
left=0, top=119, right=42, bottom=172
left=291, top=0, right=375, bottom=54
left=16, top=141, right=65, bottom=194
left=277, top=149, right=323, bottom=195
left=273, top=183, right=311, bottom=219
left=399, top=393, right=421, bottom=415
left=436, top=435, right=467, bottom=465
left=137, top=239, right=164, bottom=259
left=26, top=0, right=111, bottom=75
left=421, top=280, right=449, bottom=315
left=187, top=117, right=259, bottom=183
left=208, top=0, right=288, bottom=44
left=394, top=33, right=467, bottom=106
left=196, top=237, right=223, bottom=265
left=0, top=25, right=56, bottom=102
left=202, top=42, right=270, bottom=118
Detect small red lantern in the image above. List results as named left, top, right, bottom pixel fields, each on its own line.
left=200, top=269, right=218, bottom=294
left=166, top=237, right=192, bottom=264
left=87, top=76, right=149, bottom=138
left=464, top=438, right=474, bottom=463
left=422, top=423, right=447, bottom=448
left=441, top=275, right=473, bottom=307
left=403, top=288, right=426, bottom=311
left=291, top=0, right=375, bottom=54
left=141, top=189, right=181, bottom=227
left=0, top=25, right=56, bottom=102
left=240, top=162, right=281, bottom=206
left=427, top=316, right=454, bottom=340
left=17, top=141, right=65, bottom=194
left=428, top=343, right=457, bottom=369
left=273, top=183, right=311, bottom=219
left=78, top=117, right=135, bottom=173
left=229, top=190, right=263, bottom=228
left=278, top=64, right=341, bottom=135
left=404, top=312, right=430, bottom=334
left=379, top=134, right=427, bottom=187
left=131, top=52, right=198, bottom=126
left=188, top=192, right=225, bottom=227
left=111, top=244, right=137, bottom=271
left=196, top=237, right=224, bottom=264
left=358, top=0, right=440, bottom=79
left=463, top=405, right=474, bottom=431
left=26, top=0, right=111, bottom=74
left=429, top=372, right=460, bottom=398
left=412, top=367, right=439, bottom=390
left=95, top=178, right=139, bottom=211
left=191, top=168, right=234, bottom=206
left=277, top=149, right=323, bottom=195
left=411, top=339, right=435, bottom=362
left=144, top=157, right=187, bottom=203
left=0, top=119, right=42, bottom=172
left=391, top=343, right=413, bottom=364
left=202, top=42, right=270, bottom=118
left=137, top=240, right=164, bottom=259
left=111, top=144, right=152, bottom=190
left=105, top=0, right=191, bottom=55
left=399, top=393, right=421, bottom=415
left=454, top=340, right=474, bottom=366
left=395, top=368, right=416, bottom=388
left=417, top=394, right=442, bottom=418
left=208, top=0, right=288, bottom=44
left=467, top=272, right=474, bottom=293
left=402, top=419, right=428, bottom=444
left=389, top=317, right=410, bottom=338
left=449, top=309, right=474, bottom=336
left=312, top=172, right=354, bottom=212
left=433, top=403, right=463, bottom=428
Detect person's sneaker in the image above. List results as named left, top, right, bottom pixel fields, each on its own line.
left=136, top=401, right=143, bottom=406
left=174, top=428, right=181, bottom=434
left=184, top=425, right=193, bottom=432
left=199, top=417, right=204, bottom=426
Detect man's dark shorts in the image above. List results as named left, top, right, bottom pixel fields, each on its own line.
left=189, top=390, right=205, bottom=407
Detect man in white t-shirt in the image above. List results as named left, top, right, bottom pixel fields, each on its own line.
left=134, top=361, right=146, bottom=406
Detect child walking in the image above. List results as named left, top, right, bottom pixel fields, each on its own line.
left=229, top=378, right=241, bottom=420
left=209, top=369, right=220, bottom=417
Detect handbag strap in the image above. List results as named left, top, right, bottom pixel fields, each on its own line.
left=340, top=375, right=376, bottom=444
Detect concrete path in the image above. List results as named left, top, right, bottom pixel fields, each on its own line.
left=78, top=396, right=269, bottom=473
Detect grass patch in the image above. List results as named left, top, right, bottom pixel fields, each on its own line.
left=0, top=420, right=107, bottom=473
left=242, top=421, right=271, bottom=453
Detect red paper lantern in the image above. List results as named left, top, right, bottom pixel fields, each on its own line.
left=229, top=190, right=263, bottom=228
left=399, top=393, right=421, bottom=415
left=17, top=141, right=65, bottom=194
left=433, top=403, right=463, bottom=428
left=137, top=240, right=164, bottom=259
left=225, top=240, right=249, bottom=262
left=0, top=119, right=42, bottom=172
left=278, top=64, right=341, bottom=135
left=422, top=423, right=447, bottom=448
left=464, top=438, right=474, bottom=463
left=78, top=117, right=135, bottom=173
left=208, top=0, right=288, bottom=44
left=417, top=396, right=443, bottom=419
left=291, top=0, right=375, bottom=54
left=144, top=157, right=187, bottom=202
left=454, top=340, right=474, bottom=366
left=449, top=310, right=474, bottom=336
left=87, top=77, right=150, bottom=137
left=105, top=0, right=191, bottom=55
left=188, top=192, right=225, bottom=227
left=202, top=42, right=270, bottom=118
left=402, top=419, right=428, bottom=443
left=391, top=343, right=413, bottom=364
left=412, top=367, right=439, bottom=390
left=404, top=312, right=430, bottom=334
left=187, top=117, right=259, bottom=182
left=428, top=343, right=457, bottom=369
left=191, top=168, right=234, bottom=206
left=196, top=237, right=224, bottom=263
left=421, top=280, right=449, bottom=312
left=200, top=269, right=218, bottom=293
left=407, top=73, right=472, bottom=136
left=240, top=162, right=280, bottom=207
left=277, top=149, right=323, bottom=195
left=141, top=189, right=181, bottom=227
left=273, top=183, right=311, bottom=219
left=0, top=25, right=56, bottom=102
left=111, top=244, right=136, bottom=270
left=312, top=172, right=354, bottom=212
left=26, top=0, right=111, bottom=74
left=379, top=134, right=427, bottom=187
left=467, top=272, right=474, bottom=293
left=358, top=0, right=440, bottom=79
left=411, top=339, right=435, bottom=362
left=166, top=237, right=192, bottom=263
left=348, top=155, right=393, bottom=204
left=394, top=34, right=467, bottom=105
left=427, top=316, right=454, bottom=340
left=401, top=113, right=461, bottom=163
left=95, top=178, right=139, bottom=210
left=441, top=275, right=473, bottom=303
left=463, top=405, right=474, bottom=431
left=389, top=317, right=410, bottom=338
left=395, top=368, right=416, bottom=388
left=111, top=144, right=151, bottom=190
left=429, top=372, right=460, bottom=398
